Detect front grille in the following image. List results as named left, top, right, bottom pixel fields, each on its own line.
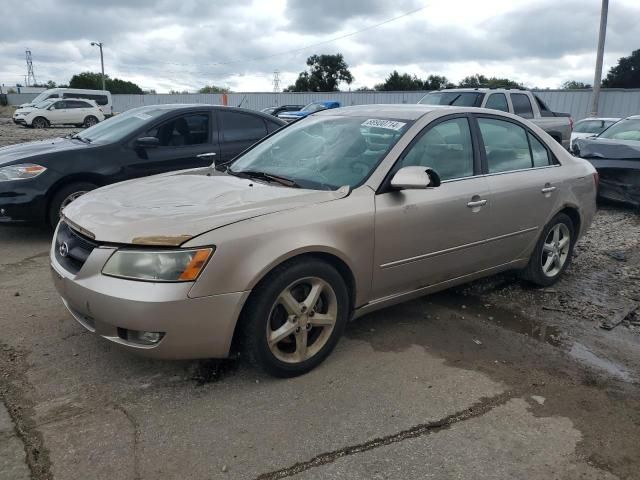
left=54, top=221, right=99, bottom=274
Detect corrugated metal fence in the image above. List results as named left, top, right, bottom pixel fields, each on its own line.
left=7, top=89, right=640, bottom=120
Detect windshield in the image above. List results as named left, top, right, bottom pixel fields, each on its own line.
left=418, top=92, right=483, bottom=107
left=574, top=119, right=618, bottom=134
left=301, top=103, right=327, bottom=113
left=34, top=100, right=55, bottom=109
left=598, top=119, right=640, bottom=141
left=75, top=107, right=167, bottom=143
left=228, top=115, right=412, bottom=190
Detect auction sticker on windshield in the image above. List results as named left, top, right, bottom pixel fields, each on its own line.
left=361, top=119, right=406, bottom=131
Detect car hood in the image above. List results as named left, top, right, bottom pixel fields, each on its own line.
left=62, top=170, right=350, bottom=245
left=279, top=111, right=307, bottom=118
left=0, top=137, right=91, bottom=165
left=14, top=106, right=37, bottom=115
left=576, top=137, right=640, bottom=160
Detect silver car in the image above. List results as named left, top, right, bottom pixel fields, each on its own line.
left=51, top=105, right=597, bottom=377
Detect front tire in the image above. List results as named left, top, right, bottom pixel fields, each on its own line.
left=48, top=181, right=97, bottom=228
left=521, top=213, right=575, bottom=287
left=241, top=258, right=350, bottom=377
left=32, top=117, right=49, bottom=129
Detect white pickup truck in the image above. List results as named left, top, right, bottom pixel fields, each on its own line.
left=418, top=88, right=573, bottom=150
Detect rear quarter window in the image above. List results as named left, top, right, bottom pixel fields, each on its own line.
left=511, top=94, right=534, bottom=119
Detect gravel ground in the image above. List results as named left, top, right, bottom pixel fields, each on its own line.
left=0, top=117, right=79, bottom=146
left=0, top=119, right=639, bottom=479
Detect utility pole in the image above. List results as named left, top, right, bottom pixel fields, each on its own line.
left=90, top=42, right=106, bottom=91
left=590, top=0, right=608, bottom=116
left=25, top=49, right=36, bottom=86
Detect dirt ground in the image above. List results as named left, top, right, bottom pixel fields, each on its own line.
left=0, top=121, right=639, bottom=479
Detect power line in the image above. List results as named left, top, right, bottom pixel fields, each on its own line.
left=117, top=5, right=428, bottom=69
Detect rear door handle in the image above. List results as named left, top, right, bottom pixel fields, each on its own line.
left=467, top=199, right=487, bottom=208
left=541, top=186, right=556, bottom=194
left=197, top=152, right=217, bottom=158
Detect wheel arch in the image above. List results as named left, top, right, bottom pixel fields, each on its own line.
left=229, top=250, right=358, bottom=353
left=45, top=174, right=108, bottom=219
left=556, top=204, right=582, bottom=238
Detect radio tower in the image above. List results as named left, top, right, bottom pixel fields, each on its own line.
left=272, top=71, right=281, bottom=93
left=25, top=49, right=36, bottom=86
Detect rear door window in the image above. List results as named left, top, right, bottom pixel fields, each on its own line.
left=478, top=118, right=533, bottom=173
left=484, top=93, right=509, bottom=112
left=510, top=94, right=534, bottom=119
left=219, top=110, right=267, bottom=142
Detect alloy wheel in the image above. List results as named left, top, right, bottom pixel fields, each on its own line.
left=266, top=277, right=338, bottom=364
left=541, top=223, right=571, bottom=277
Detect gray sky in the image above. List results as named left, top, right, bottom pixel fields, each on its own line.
left=1, top=0, right=638, bottom=92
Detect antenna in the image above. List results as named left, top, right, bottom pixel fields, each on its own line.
left=25, top=49, right=36, bottom=86
left=272, top=70, right=280, bottom=93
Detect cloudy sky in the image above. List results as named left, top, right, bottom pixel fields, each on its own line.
left=1, top=0, right=639, bottom=92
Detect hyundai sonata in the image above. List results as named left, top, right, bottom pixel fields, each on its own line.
left=51, top=105, right=597, bottom=377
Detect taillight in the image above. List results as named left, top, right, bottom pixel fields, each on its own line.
left=569, top=117, right=574, bottom=131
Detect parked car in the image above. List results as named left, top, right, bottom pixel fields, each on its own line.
left=418, top=88, right=573, bottom=149
left=0, top=104, right=285, bottom=227
left=261, top=105, right=305, bottom=116
left=18, top=88, right=113, bottom=116
left=574, top=115, right=640, bottom=207
left=13, top=98, right=105, bottom=128
left=570, top=117, right=620, bottom=152
left=277, top=101, right=341, bottom=122
left=50, top=105, right=597, bottom=377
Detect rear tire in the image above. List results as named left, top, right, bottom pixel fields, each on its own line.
left=241, top=258, right=350, bottom=377
left=48, top=181, right=97, bottom=228
left=32, top=117, right=49, bottom=129
left=521, top=213, right=575, bottom=287
left=83, top=116, right=99, bottom=128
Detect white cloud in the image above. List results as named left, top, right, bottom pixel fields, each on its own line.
left=0, top=0, right=638, bottom=92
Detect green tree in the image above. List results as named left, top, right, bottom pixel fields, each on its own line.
left=562, top=80, right=591, bottom=89
left=284, top=54, right=354, bottom=92
left=69, top=72, right=143, bottom=94
left=374, top=71, right=424, bottom=91
left=602, top=49, right=640, bottom=88
left=198, top=85, right=230, bottom=93
left=458, top=74, right=523, bottom=89
left=423, top=74, right=454, bottom=90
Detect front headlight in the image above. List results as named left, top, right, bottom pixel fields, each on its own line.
left=0, top=164, right=47, bottom=181
left=102, top=248, right=214, bottom=282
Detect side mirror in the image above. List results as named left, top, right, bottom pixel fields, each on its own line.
left=391, top=166, right=441, bottom=190
left=48, top=106, right=55, bottom=111
left=135, top=136, right=160, bottom=148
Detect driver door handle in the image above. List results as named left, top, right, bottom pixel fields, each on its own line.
left=467, top=199, right=487, bottom=208
left=197, top=152, right=217, bottom=158
left=541, top=186, right=556, bottom=193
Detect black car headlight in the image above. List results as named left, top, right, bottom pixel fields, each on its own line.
left=0, top=164, right=47, bottom=181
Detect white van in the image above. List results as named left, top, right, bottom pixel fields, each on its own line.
left=19, top=88, right=113, bottom=116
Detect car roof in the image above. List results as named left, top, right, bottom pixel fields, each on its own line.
left=315, top=104, right=457, bottom=121
left=131, top=104, right=286, bottom=122
left=625, top=115, right=640, bottom=120
left=576, top=117, right=620, bottom=122
left=427, top=88, right=529, bottom=93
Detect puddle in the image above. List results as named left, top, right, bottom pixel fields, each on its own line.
left=569, top=343, right=632, bottom=382
left=430, top=291, right=564, bottom=347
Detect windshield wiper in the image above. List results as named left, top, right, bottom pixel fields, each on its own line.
left=229, top=169, right=301, bottom=188
left=71, top=134, right=91, bottom=144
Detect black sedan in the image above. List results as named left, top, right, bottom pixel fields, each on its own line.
left=0, top=104, right=286, bottom=227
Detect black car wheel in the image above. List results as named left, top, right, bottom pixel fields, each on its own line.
left=84, top=116, right=99, bottom=128
left=32, top=117, right=49, bottom=129
left=241, top=258, right=350, bottom=377
left=48, top=182, right=97, bottom=228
